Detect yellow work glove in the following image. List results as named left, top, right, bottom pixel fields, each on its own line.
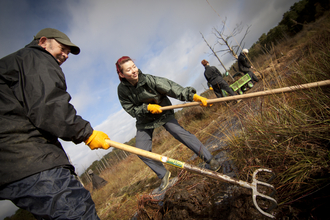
left=147, top=104, right=163, bottom=114
left=84, top=130, right=110, bottom=150
left=193, top=94, right=210, bottom=107
left=209, top=87, right=213, bottom=91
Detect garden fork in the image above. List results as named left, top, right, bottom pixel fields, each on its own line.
left=106, top=140, right=277, bottom=218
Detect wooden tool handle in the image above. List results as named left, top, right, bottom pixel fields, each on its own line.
left=160, top=80, right=330, bottom=111
left=106, top=139, right=162, bottom=162
left=106, top=139, right=186, bottom=168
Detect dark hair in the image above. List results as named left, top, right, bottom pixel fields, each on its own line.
left=116, top=56, right=132, bottom=81
left=201, top=59, right=208, bottom=66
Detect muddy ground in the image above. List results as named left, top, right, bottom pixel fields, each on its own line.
left=134, top=159, right=276, bottom=220
left=134, top=161, right=329, bottom=220
left=132, top=111, right=277, bottom=220
left=132, top=83, right=329, bottom=220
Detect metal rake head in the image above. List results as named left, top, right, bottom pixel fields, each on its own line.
left=251, top=168, right=277, bottom=219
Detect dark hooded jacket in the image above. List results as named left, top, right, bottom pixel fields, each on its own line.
left=0, top=41, right=93, bottom=187
left=117, top=70, right=196, bottom=130
left=238, top=52, right=251, bottom=72
left=203, top=65, right=224, bottom=85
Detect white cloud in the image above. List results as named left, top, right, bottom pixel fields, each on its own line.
left=0, top=0, right=302, bottom=216
left=1, top=0, right=300, bottom=183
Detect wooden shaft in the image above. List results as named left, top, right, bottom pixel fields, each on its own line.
left=105, top=140, right=254, bottom=187
left=106, top=139, right=163, bottom=162
left=160, top=80, right=330, bottom=111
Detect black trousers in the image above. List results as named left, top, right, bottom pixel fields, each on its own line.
left=243, top=70, right=259, bottom=82
left=0, top=167, right=99, bottom=220
left=211, top=79, right=236, bottom=98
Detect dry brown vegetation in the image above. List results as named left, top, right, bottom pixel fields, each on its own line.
left=11, top=10, right=329, bottom=220
left=5, top=2, right=330, bottom=219
left=73, top=12, right=330, bottom=219
left=80, top=13, right=330, bottom=220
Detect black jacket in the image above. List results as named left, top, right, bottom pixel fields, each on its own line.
left=0, top=41, right=93, bottom=186
left=203, top=65, right=224, bottom=85
left=238, top=52, right=251, bottom=72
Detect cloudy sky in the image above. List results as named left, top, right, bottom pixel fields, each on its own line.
left=0, top=0, right=300, bottom=218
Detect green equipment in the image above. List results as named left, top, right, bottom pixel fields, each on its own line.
left=223, top=73, right=253, bottom=96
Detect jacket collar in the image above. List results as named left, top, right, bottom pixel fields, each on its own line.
left=25, top=40, right=61, bottom=65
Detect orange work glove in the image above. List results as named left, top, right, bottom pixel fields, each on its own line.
left=209, top=87, right=213, bottom=91
left=193, top=94, right=209, bottom=107
left=147, top=104, right=163, bottom=114
left=84, top=130, right=110, bottom=150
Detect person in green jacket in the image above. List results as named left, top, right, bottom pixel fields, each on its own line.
left=116, top=56, right=221, bottom=191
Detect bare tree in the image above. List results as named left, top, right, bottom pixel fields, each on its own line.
left=96, top=152, right=108, bottom=170
left=82, top=165, right=92, bottom=183
left=96, top=165, right=102, bottom=174
left=204, top=1, right=252, bottom=59
left=212, top=17, right=252, bottom=59
left=113, top=149, right=123, bottom=162
left=121, top=149, right=129, bottom=158
left=84, top=172, right=91, bottom=183
left=103, top=157, right=110, bottom=167
left=200, top=32, right=234, bottom=81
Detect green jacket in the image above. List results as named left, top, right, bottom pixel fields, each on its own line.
left=117, top=70, right=196, bottom=129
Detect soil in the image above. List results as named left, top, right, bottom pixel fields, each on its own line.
left=135, top=173, right=273, bottom=220
left=134, top=157, right=329, bottom=220
left=131, top=28, right=330, bottom=218
left=133, top=112, right=277, bottom=220
left=132, top=81, right=330, bottom=220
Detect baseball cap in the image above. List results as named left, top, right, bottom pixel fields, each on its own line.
left=34, top=28, right=80, bottom=55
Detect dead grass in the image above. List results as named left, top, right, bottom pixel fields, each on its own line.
left=84, top=13, right=330, bottom=220
left=228, top=16, right=330, bottom=209
left=87, top=94, right=241, bottom=219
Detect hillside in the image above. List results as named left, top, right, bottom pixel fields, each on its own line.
left=89, top=9, right=330, bottom=220
left=5, top=1, right=330, bottom=219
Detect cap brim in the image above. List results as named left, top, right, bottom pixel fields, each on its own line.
left=56, top=38, right=80, bottom=55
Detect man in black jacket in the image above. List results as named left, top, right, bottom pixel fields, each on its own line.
left=238, top=49, right=259, bottom=83
left=0, top=28, right=110, bottom=220
left=201, top=59, right=236, bottom=98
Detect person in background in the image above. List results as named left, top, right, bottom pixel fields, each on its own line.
left=0, top=28, right=110, bottom=220
left=116, top=56, right=221, bottom=191
left=201, top=59, right=236, bottom=98
left=238, top=48, right=259, bottom=83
